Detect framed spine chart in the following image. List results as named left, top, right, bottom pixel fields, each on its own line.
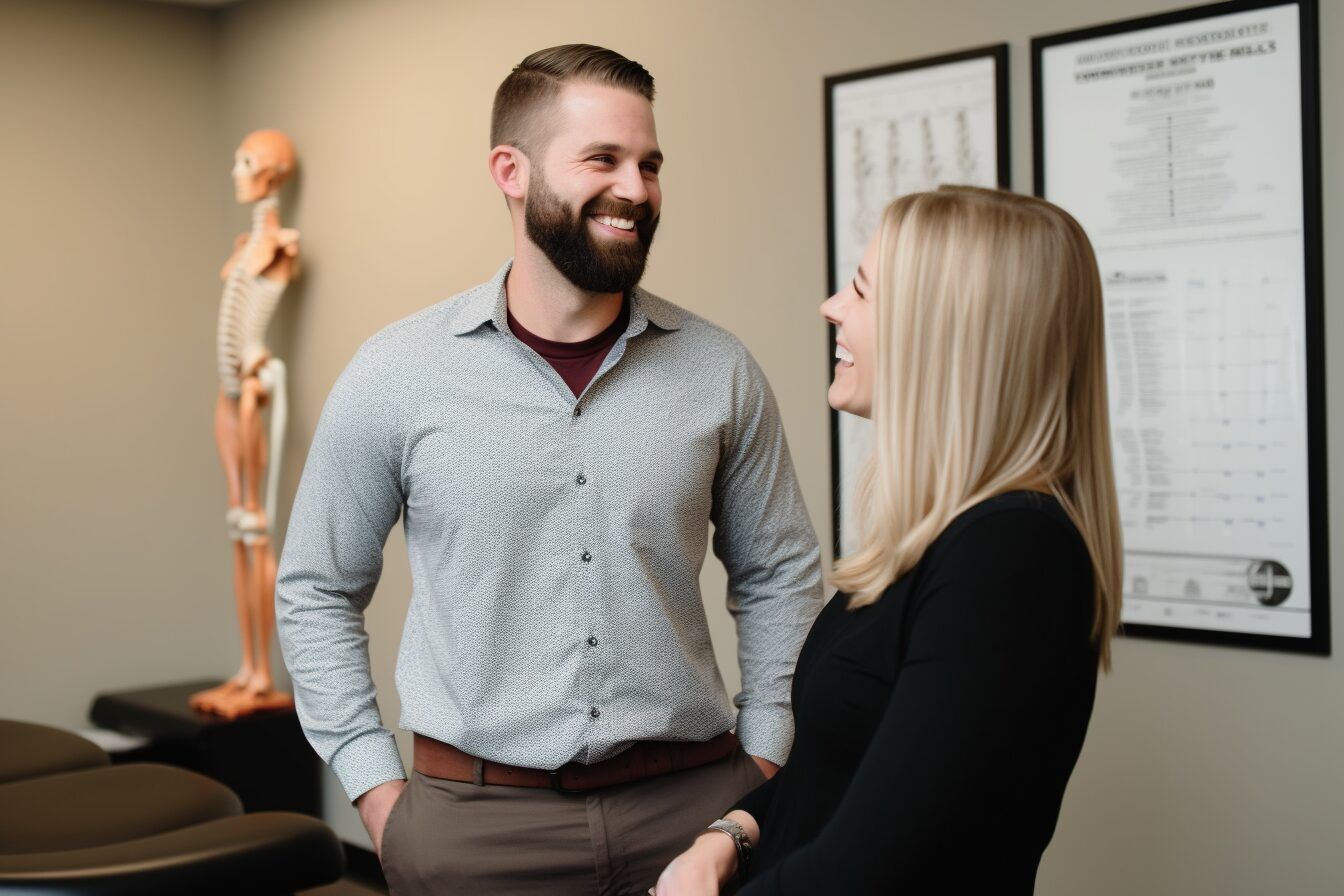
left=825, top=44, right=1010, bottom=557
left=1033, top=0, right=1328, bottom=653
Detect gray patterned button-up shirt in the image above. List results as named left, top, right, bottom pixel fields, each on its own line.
left=276, top=261, right=823, bottom=803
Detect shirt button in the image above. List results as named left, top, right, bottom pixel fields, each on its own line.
left=573, top=406, right=583, bottom=417
left=575, top=473, right=587, bottom=486
left=587, top=636, right=598, bottom=647
left=589, top=707, right=601, bottom=719
left=581, top=551, right=592, bottom=563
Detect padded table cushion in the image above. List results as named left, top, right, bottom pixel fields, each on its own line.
left=0, top=764, right=242, bottom=854
left=0, top=721, right=109, bottom=785
left=0, top=812, right=345, bottom=896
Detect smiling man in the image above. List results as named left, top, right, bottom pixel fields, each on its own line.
left=276, top=45, right=823, bottom=895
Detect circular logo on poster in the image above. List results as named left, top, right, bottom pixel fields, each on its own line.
left=1247, top=560, right=1292, bottom=607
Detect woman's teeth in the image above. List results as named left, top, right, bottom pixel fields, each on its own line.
left=835, top=345, right=855, bottom=366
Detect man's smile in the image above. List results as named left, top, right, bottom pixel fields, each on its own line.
left=590, top=214, right=639, bottom=237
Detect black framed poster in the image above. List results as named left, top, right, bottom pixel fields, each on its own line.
left=1033, top=0, right=1328, bottom=654
left=825, top=44, right=1010, bottom=557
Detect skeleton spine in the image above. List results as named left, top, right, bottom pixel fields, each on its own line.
left=217, top=195, right=283, bottom=398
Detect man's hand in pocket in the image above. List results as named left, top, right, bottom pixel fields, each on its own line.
left=357, top=778, right=408, bottom=860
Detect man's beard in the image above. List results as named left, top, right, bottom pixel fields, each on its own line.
left=524, top=172, right=659, bottom=294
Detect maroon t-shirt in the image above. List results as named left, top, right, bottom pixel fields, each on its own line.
left=507, top=300, right=630, bottom=397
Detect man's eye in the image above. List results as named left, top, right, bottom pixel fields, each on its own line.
left=641, top=164, right=660, bottom=174
left=591, top=155, right=616, bottom=165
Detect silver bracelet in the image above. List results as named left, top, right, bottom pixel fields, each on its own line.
left=706, top=818, right=752, bottom=884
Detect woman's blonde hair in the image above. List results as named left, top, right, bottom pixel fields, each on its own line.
left=831, top=185, right=1122, bottom=669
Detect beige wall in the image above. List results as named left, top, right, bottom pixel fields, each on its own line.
left=0, top=0, right=235, bottom=724
left=5, top=0, right=1343, bottom=891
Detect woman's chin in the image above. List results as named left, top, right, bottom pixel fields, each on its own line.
left=827, top=389, right=854, bottom=416
left=827, top=388, right=871, bottom=419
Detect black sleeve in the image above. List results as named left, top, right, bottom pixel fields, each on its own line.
left=731, top=761, right=785, bottom=824
left=738, top=510, right=1092, bottom=895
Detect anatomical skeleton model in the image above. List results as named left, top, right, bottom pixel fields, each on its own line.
left=190, top=130, right=299, bottom=719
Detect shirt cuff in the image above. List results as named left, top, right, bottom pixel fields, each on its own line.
left=330, top=729, right=407, bottom=804
left=735, top=704, right=793, bottom=767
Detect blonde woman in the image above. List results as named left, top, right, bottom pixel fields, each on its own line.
left=654, top=186, right=1122, bottom=895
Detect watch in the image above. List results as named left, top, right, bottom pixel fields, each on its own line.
left=706, top=818, right=752, bottom=885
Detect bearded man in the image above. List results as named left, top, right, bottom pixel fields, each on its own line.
left=276, top=44, right=822, bottom=896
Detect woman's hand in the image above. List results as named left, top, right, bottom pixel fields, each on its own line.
left=652, top=829, right=738, bottom=895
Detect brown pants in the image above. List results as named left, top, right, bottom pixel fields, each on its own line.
left=379, top=745, right=766, bottom=896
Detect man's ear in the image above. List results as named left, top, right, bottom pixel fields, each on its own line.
left=488, top=145, right=529, bottom=201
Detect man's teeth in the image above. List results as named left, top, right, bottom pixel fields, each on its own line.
left=596, top=215, right=636, bottom=231
left=835, top=345, right=854, bottom=365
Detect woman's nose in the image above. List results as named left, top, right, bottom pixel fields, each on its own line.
left=820, top=292, right=843, bottom=325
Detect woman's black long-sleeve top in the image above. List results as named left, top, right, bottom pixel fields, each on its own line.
left=732, top=491, right=1098, bottom=895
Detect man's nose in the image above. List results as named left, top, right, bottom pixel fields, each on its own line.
left=610, top=163, right=649, bottom=206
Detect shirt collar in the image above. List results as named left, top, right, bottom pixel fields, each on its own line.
left=448, top=259, right=683, bottom=338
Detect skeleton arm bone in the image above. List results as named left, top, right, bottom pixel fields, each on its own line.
left=258, top=358, right=287, bottom=537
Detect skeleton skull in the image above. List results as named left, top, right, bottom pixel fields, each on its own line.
left=232, top=129, right=296, bottom=203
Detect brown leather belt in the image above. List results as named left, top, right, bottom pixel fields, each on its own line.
left=413, top=731, right=738, bottom=793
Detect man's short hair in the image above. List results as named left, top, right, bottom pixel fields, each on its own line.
left=491, top=44, right=655, bottom=154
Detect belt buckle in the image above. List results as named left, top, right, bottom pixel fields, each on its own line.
left=548, top=768, right=583, bottom=795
